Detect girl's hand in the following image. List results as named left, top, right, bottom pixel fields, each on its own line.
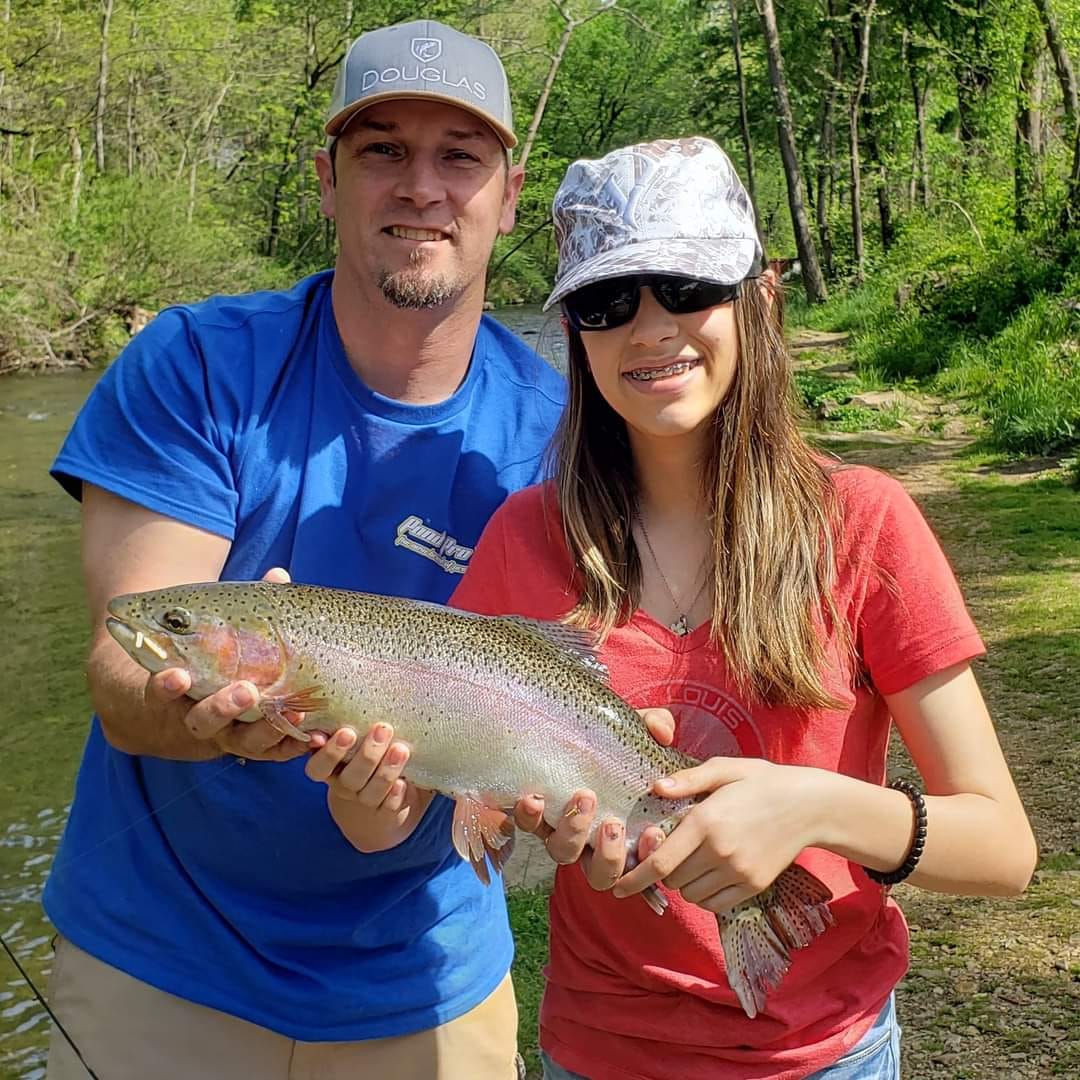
left=613, top=757, right=824, bottom=913
left=512, top=708, right=675, bottom=886
left=306, top=723, right=435, bottom=853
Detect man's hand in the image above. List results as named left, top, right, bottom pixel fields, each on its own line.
left=512, top=707, right=675, bottom=888
left=141, top=566, right=318, bottom=763
left=305, top=723, right=435, bottom=852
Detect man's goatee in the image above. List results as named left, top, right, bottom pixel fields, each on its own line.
left=378, top=270, right=461, bottom=310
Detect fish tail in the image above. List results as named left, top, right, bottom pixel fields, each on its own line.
left=718, top=864, right=834, bottom=1019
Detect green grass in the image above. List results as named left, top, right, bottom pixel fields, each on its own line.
left=508, top=886, right=550, bottom=1078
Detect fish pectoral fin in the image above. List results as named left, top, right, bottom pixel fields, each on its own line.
left=717, top=864, right=834, bottom=1019
left=258, top=700, right=311, bottom=743
left=451, top=797, right=516, bottom=886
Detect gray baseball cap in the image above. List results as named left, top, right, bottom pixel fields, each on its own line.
left=544, top=137, right=762, bottom=310
left=325, top=20, right=516, bottom=149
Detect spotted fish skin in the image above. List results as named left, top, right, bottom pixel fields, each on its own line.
left=105, top=580, right=834, bottom=1017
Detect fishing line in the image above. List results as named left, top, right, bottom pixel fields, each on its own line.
left=0, top=755, right=243, bottom=1080
left=47, top=754, right=243, bottom=879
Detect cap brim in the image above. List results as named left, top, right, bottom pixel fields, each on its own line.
left=542, top=236, right=759, bottom=311
left=326, top=93, right=517, bottom=149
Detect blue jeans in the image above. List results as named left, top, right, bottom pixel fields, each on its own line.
left=540, top=994, right=901, bottom=1080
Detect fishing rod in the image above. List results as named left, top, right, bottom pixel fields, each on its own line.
left=0, top=931, right=100, bottom=1080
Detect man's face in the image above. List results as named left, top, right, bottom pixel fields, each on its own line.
left=316, top=99, right=523, bottom=311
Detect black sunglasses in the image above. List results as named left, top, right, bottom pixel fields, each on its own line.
left=562, top=274, right=742, bottom=332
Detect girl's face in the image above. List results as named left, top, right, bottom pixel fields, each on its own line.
left=577, top=284, right=739, bottom=445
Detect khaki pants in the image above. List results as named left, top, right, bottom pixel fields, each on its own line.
left=47, top=937, right=520, bottom=1080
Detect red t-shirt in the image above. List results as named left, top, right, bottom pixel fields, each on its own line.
left=450, top=465, right=984, bottom=1080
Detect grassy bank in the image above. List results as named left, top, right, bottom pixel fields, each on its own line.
left=786, top=215, right=1080, bottom=460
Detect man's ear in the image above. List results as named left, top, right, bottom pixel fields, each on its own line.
left=498, top=163, right=526, bottom=236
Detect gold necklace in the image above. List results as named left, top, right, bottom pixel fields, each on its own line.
left=633, top=509, right=712, bottom=636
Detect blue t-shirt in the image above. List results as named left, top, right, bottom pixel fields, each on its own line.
left=47, top=270, right=565, bottom=1040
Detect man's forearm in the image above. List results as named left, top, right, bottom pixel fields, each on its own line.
left=87, top=638, right=222, bottom=761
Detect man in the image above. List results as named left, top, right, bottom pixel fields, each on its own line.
left=44, top=21, right=561, bottom=1079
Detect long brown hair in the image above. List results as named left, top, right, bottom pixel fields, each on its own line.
left=552, top=279, right=850, bottom=709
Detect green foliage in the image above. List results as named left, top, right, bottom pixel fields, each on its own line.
left=0, top=0, right=1078, bottom=468
left=0, top=177, right=292, bottom=370
left=794, top=198, right=1080, bottom=454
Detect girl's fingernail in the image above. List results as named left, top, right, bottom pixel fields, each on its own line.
left=655, top=777, right=675, bottom=791
left=388, top=745, right=407, bottom=765
left=335, top=728, right=356, bottom=748
left=163, top=673, right=183, bottom=692
left=605, top=822, right=622, bottom=842
left=372, top=724, right=390, bottom=744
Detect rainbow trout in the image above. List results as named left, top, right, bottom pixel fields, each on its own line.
left=106, top=580, right=833, bottom=1017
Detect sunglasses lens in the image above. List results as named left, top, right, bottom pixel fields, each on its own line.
left=564, top=276, right=741, bottom=330
left=654, top=278, right=740, bottom=313
left=564, top=279, right=638, bottom=330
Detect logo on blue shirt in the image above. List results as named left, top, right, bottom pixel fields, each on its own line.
left=395, top=514, right=475, bottom=575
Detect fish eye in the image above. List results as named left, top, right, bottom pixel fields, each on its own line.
left=158, top=607, right=193, bottom=634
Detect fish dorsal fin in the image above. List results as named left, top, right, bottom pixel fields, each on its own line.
left=500, top=616, right=609, bottom=684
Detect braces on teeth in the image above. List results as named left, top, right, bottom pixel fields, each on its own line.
left=629, top=362, right=694, bottom=381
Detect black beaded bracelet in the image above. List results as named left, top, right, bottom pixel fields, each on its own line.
left=864, top=779, right=927, bottom=887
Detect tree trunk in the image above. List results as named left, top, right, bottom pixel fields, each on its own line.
left=187, top=76, right=233, bottom=224
left=27, top=133, right=37, bottom=214
left=94, top=0, right=114, bottom=174
left=520, top=22, right=572, bottom=172
left=817, top=0, right=842, bottom=280
left=1015, top=25, right=1042, bottom=232
left=69, top=127, right=83, bottom=222
left=861, top=23, right=893, bottom=252
left=906, top=33, right=930, bottom=208
left=1069, top=116, right=1080, bottom=221
left=954, top=12, right=995, bottom=163
left=729, top=0, right=766, bottom=257
left=1032, top=0, right=1078, bottom=134
left=126, top=12, right=139, bottom=177
left=266, top=14, right=317, bottom=256
left=848, top=1, right=875, bottom=285
left=755, top=0, right=827, bottom=302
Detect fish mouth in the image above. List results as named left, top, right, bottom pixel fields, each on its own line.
left=105, top=613, right=172, bottom=667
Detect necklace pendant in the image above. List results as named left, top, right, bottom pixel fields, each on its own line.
left=670, top=614, right=690, bottom=636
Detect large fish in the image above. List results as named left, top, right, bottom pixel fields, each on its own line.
left=105, top=580, right=833, bottom=1017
